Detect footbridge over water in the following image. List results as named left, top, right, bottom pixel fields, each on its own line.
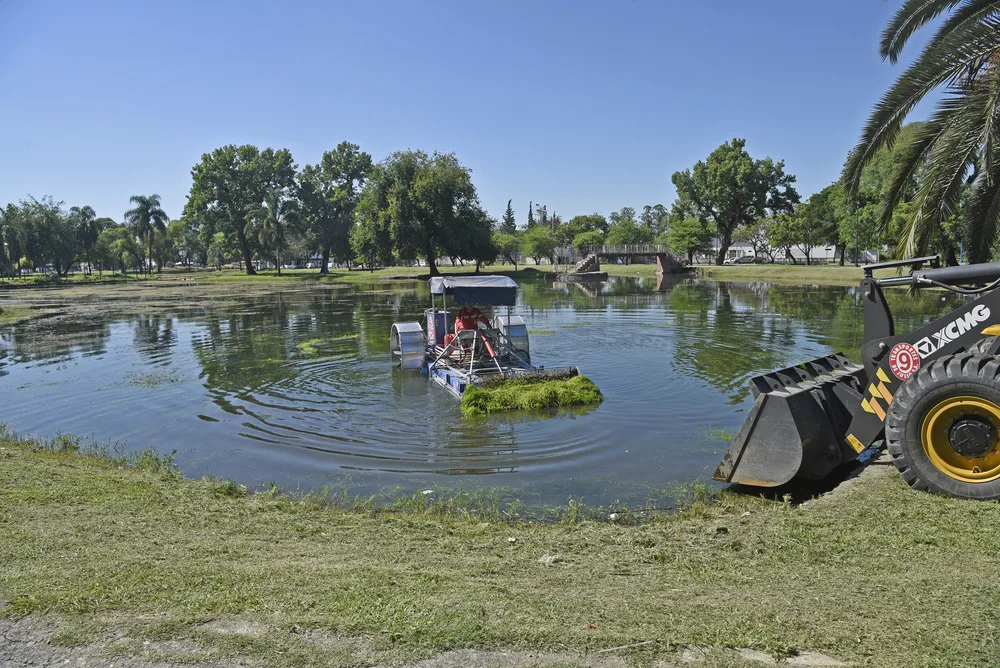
left=573, top=244, right=684, bottom=275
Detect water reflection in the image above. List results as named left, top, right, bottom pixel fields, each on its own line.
left=0, top=275, right=963, bottom=506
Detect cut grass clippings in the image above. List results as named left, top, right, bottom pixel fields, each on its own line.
left=460, top=375, right=603, bottom=417
left=2, top=432, right=1000, bottom=666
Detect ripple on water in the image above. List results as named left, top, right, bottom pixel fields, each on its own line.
left=0, top=278, right=966, bottom=506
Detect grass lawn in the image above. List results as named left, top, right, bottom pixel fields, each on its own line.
left=2, top=433, right=999, bottom=667
left=1, top=261, right=894, bottom=292
left=693, top=264, right=870, bottom=285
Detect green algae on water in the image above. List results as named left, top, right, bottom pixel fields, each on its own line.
left=297, top=333, right=358, bottom=356
left=460, top=375, right=603, bottom=417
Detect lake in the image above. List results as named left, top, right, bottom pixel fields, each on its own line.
left=0, top=273, right=961, bottom=509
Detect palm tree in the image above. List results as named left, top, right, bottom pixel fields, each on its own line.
left=844, top=1, right=1000, bottom=263
left=70, top=205, right=100, bottom=275
left=124, top=194, right=169, bottom=275
left=251, top=190, right=298, bottom=275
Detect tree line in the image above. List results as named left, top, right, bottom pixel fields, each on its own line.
left=667, top=122, right=973, bottom=266
left=1, top=120, right=979, bottom=278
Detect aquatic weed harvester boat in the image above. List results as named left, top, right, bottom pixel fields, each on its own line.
left=715, top=257, right=1000, bottom=500
left=390, top=275, right=582, bottom=398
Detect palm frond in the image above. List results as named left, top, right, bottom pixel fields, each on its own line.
left=965, top=139, right=1000, bottom=261
left=876, top=118, right=947, bottom=233
left=845, top=13, right=1000, bottom=193
left=880, top=0, right=964, bottom=63
left=897, top=122, right=977, bottom=258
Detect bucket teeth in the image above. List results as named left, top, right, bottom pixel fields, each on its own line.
left=716, top=353, right=867, bottom=487
left=749, top=354, right=863, bottom=398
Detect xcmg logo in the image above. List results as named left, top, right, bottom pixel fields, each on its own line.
left=914, top=304, right=991, bottom=359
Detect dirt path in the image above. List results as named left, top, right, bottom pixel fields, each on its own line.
left=0, top=616, right=852, bottom=668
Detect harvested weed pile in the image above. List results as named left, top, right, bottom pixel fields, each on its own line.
left=461, top=375, right=602, bottom=417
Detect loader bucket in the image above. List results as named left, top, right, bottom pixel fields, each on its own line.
left=713, top=354, right=866, bottom=487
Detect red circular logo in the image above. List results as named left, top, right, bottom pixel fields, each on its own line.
left=889, top=342, right=921, bottom=380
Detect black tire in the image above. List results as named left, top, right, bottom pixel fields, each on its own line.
left=967, top=337, right=998, bottom=355
left=886, top=352, right=1000, bottom=500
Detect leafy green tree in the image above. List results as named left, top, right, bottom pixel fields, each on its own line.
left=672, top=138, right=799, bottom=264
left=843, top=3, right=1000, bottom=262
left=207, top=231, right=231, bottom=270
left=492, top=231, right=521, bottom=269
left=461, top=215, right=497, bottom=273
left=500, top=199, right=517, bottom=234
left=0, top=205, right=17, bottom=277
left=299, top=142, right=373, bottom=273
left=123, top=194, right=170, bottom=275
left=606, top=206, right=654, bottom=245
left=251, top=189, right=299, bottom=274
left=667, top=217, right=713, bottom=264
left=521, top=224, right=555, bottom=264
left=768, top=197, right=839, bottom=265
left=151, top=227, right=175, bottom=272
left=1, top=204, right=26, bottom=277
left=768, top=213, right=800, bottom=264
left=560, top=214, right=608, bottom=245
left=640, top=204, right=670, bottom=236
left=527, top=200, right=535, bottom=227
left=802, top=186, right=843, bottom=263
left=167, top=217, right=205, bottom=267
left=352, top=171, right=395, bottom=271
left=357, top=150, right=487, bottom=276
left=20, top=197, right=77, bottom=276
left=733, top=217, right=777, bottom=262
left=573, top=230, right=605, bottom=255
left=534, top=204, right=548, bottom=228
left=70, top=205, right=101, bottom=275
left=841, top=123, right=925, bottom=262
left=185, top=145, right=296, bottom=275
left=96, top=224, right=142, bottom=275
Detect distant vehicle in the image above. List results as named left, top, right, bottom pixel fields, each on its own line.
left=734, top=255, right=758, bottom=264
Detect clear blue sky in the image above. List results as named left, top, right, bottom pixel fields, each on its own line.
left=0, top=0, right=932, bottom=224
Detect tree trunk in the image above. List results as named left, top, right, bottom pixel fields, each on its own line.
left=944, top=242, right=959, bottom=266
left=276, top=254, right=281, bottom=276
left=426, top=247, right=439, bottom=276
left=838, top=244, right=845, bottom=266
left=147, top=230, right=153, bottom=276
left=715, top=230, right=733, bottom=266
left=475, top=259, right=482, bottom=273
left=236, top=224, right=256, bottom=275
left=320, top=245, right=330, bottom=274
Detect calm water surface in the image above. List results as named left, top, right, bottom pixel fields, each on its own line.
left=0, top=275, right=961, bottom=507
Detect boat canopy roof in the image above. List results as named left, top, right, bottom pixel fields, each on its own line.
left=429, top=275, right=518, bottom=306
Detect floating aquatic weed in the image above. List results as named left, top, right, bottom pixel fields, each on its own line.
left=460, top=375, right=603, bottom=417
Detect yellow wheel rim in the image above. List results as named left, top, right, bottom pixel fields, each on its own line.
left=921, top=395, right=1000, bottom=483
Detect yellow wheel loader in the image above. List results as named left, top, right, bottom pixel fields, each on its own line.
left=714, top=256, right=1000, bottom=500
